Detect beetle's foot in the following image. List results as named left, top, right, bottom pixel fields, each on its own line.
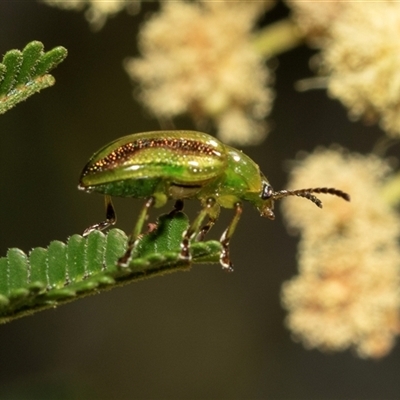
left=220, top=250, right=234, bottom=272
left=178, top=251, right=192, bottom=263
left=219, top=230, right=234, bottom=272
left=118, top=247, right=133, bottom=268
left=195, top=230, right=205, bottom=242
left=83, top=226, right=97, bottom=237
left=195, top=224, right=213, bottom=242
left=83, top=223, right=105, bottom=237
left=117, top=255, right=131, bottom=268
left=83, top=219, right=115, bottom=237
left=179, top=239, right=192, bottom=263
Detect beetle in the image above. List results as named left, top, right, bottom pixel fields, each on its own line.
left=78, top=130, right=350, bottom=270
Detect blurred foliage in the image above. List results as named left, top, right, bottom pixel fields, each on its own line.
left=0, top=41, right=67, bottom=114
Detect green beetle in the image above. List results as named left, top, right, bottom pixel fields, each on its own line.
left=78, top=130, right=350, bottom=270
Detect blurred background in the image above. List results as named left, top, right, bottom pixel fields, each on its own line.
left=0, top=2, right=398, bottom=399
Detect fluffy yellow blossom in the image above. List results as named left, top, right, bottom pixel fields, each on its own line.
left=285, top=0, right=347, bottom=44
left=281, top=148, right=400, bottom=358
left=322, top=2, right=400, bottom=136
left=282, top=148, right=397, bottom=243
left=286, top=2, right=400, bottom=137
left=42, top=0, right=140, bottom=30
left=125, top=1, right=274, bottom=145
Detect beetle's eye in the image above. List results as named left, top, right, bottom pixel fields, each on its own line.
left=261, top=182, right=273, bottom=200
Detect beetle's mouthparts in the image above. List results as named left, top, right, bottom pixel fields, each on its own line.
left=261, top=208, right=275, bottom=220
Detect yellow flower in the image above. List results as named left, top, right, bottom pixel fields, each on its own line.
left=285, top=0, right=346, bottom=44
left=125, top=1, right=274, bottom=145
left=287, top=2, right=400, bottom=137
left=281, top=148, right=400, bottom=358
left=323, top=2, right=400, bottom=136
left=282, top=148, right=396, bottom=243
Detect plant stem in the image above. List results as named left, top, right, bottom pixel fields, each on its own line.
left=253, top=18, right=304, bottom=58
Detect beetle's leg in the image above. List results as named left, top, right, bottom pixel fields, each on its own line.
left=118, top=197, right=155, bottom=267
left=83, top=195, right=116, bottom=237
left=219, top=202, right=243, bottom=272
left=196, top=201, right=220, bottom=241
left=180, top=198, right=219, bottom=261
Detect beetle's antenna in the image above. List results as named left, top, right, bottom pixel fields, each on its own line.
left=272, top=187, right=350, bottom=208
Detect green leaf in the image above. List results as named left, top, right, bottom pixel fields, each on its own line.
left=0, top=64, right=6, bottom=84
left=0, top=50, right=23, bottom=97
left=34, top=45, right=69, bottom=76
left=0, top=41, right=67, bottom=114
left=0, top=212, right=222, bottom=324
left=17, top=41, right=44, bottom=85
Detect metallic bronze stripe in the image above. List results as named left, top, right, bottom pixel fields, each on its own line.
left=86, top=138, right=219, bottom=175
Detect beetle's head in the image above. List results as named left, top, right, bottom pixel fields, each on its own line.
left=257, top=181, right=350, bottom=220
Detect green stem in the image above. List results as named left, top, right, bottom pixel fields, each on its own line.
left=253, top=18, right=304, bottom=58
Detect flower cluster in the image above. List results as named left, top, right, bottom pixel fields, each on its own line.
left=125, top=1, right=274, bottom=145
left=323, top=3, right=400, bottom=136
left=287, top=1, right=400, bottom=138
left=285, top=0, right=346, bottom=44
left=281, top=148, right=400, bottom=358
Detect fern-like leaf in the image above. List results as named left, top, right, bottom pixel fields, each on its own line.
left=0, top=41, right=67, bottom=114
left=0, top=212, right=222, bottom=323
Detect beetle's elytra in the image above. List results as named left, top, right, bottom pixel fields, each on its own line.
left=79, top=130, right=350, bottom=271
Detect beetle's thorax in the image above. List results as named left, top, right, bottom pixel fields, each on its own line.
left=198, top=146, right=273, bottom=213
